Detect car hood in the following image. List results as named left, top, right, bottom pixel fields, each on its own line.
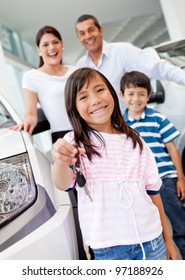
left=0, top=128, right=26, bottom=159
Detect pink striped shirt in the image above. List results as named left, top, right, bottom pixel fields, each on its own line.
left=64, top=131, right=162, bottom=249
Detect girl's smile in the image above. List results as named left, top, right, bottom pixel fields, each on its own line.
left=90, top=105, right=108, bottom=114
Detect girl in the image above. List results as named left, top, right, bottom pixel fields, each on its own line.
left=52, top=67, right=177, bottom=260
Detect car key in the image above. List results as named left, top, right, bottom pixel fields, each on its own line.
left=75, top=170, right=93, bottom=202
left=69, top=151, right=93, bottom=202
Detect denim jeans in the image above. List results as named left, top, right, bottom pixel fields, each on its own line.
left=93, top=234, right=166, bottom=260
left=160, top=177, right=185, bottom=259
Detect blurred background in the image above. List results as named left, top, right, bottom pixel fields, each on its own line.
left=0, top=0, right=184, bottom=117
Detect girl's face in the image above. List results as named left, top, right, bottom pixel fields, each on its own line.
left=37, top=33, right=63, bottom=66
left=76, top=74, right=114, bottom=133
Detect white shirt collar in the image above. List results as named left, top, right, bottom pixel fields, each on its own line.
left=128, top=111, right=146, bottom=121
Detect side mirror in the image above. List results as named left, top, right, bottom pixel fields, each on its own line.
left=148, top=80, right=165, bottom=104
left=148, top=91, right=165, bottom=104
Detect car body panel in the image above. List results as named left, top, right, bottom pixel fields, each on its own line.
left=149, top=39, right=185, bottom=160
left=0, top=94, right=79, bottom=259
left=0, top=129, right=26, bottom=158
left=0, top=206, right=78, bottom=260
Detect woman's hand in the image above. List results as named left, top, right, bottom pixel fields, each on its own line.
left=10, top=116, right=37, bottom=134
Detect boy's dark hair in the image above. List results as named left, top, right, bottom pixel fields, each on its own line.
left=65, top=67, right=143, bottom=160
left=120, top=71, right=151, bottom=95
left=75, top=14, right=101, bottom=31
left=36, top=25, right=62, bottom=67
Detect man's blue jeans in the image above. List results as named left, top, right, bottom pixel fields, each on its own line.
left=160, top=177, right=185, bottom=259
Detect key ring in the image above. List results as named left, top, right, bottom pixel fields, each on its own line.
left=69, top=151, right=86, bottom=187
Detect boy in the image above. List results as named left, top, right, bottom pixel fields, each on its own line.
left=120, top=70, right=185, bottom=259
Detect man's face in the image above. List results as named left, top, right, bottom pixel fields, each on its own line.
left=76, top=19, right=103, bottom=54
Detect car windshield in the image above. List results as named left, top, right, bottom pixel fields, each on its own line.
left=0, top=102, right=16, bottom=129
left=155, top=39, right=185, bottom=69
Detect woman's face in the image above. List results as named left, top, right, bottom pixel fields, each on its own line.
left=37, top=33, right=63, bottom=66
left=75, top=74, right=114, bottom=133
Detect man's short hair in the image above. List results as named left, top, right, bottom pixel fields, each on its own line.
left=76, top=14, right=101, bottom=30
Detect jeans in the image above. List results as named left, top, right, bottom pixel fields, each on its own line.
left=93, top=235, right=166, bottom=260
left=160, top=177, right=185, bottom=259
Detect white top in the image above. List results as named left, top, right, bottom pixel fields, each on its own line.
left=76, top=40, right=185, bottom=111
left=22, top=65, right=76, bottom=132
left=65, top=131, right=162, bottom=249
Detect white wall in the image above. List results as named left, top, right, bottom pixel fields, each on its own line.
left=159, top=0, right=185, bottom=40
left=0, top=42, right=12, bottom=102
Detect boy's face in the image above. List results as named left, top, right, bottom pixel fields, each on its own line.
left=120, top=86, right=150, bottom=118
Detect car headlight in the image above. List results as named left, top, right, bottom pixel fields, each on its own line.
left=0, top=153, right=36, bottom=227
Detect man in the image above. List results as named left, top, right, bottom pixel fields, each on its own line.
left=75, top=14, right=185, bottom=112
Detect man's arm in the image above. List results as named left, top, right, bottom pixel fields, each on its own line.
left=137, top=46, right=185, bottom=86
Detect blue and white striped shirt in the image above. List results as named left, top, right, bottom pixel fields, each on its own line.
left=124, top=107, right=180, bottom=179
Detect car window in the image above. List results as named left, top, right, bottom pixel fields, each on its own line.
left=155, top=40, right=185, bottom=69
left=0, top=102, right=16, bottom=128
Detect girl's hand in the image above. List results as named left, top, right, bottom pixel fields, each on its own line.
left=52, top=138, right=86, bottom=166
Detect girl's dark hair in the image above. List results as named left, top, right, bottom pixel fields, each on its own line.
left=65, top=67, right=143, bottom=160
left=76, top=14, right=101, bottom=30
left=36, top=25, right=62, bottom=67
left=120, top=71, right=151, bottom=95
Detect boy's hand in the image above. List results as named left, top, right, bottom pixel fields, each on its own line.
left=176, top=178, right=185, bottom=200
left=165, top=239, right=178, bottom=260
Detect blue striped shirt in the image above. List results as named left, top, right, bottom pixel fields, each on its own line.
left=124, top=107, right=180, bottom=179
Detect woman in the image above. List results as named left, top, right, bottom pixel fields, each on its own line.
left=11, top=25, right=76, bottom=143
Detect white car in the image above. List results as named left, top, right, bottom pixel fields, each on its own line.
left=0, top=93, right=82, bottom=260
left=149, top=38, right=185, bottom=173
